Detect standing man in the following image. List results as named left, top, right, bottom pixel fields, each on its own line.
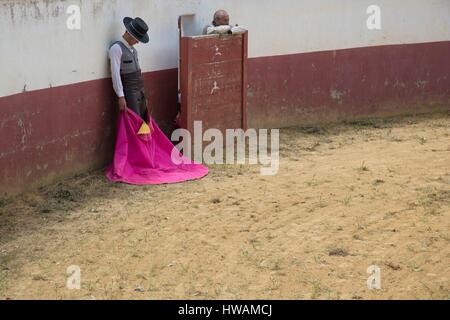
left=109, top=17, right=150, bottom=122
left=203, top=10, right=246, bottom=35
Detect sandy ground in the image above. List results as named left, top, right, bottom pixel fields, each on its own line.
left=0, top=112, right=449, bottom=300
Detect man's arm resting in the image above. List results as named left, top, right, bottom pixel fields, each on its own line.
left=206, top=25, right=232, bottom=35
left=231, top=25, right=247, bottom=34
left=206, top=25, right=247, bottom=35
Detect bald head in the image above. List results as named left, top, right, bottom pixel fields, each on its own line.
left=213, top=10, right=230, bottom=26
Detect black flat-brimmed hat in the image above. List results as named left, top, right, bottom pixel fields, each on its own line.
left=123, top=17, right=149, bottom=43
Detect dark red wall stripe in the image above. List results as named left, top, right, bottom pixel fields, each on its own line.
left=247, top=41, right=450, bottom=128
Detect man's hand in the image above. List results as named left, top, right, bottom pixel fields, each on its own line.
left=231, top=25, right=246, bottom=34
left=118, top=97, right=127, bottom=111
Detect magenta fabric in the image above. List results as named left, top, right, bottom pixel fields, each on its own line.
left=105, top=109, right=208, bottom=185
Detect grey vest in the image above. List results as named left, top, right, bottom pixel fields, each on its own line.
left=112, top=41, right=141, bottom=74
left=110, top=41, right=147, bottom=120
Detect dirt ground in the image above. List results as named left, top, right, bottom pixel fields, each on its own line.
left=0, top=112, right=449, bottom=300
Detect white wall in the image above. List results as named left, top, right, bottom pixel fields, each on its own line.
left=1, top=0, right=449, bottom=97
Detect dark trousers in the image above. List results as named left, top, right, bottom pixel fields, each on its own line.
left=125, top=90, right=148, bottom=122
left=122, top=71, right=149, bottom=122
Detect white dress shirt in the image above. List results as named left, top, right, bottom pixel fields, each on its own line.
left=204, top=25, right=247, bottom=35
left=108, top=39, right=136, bottom=98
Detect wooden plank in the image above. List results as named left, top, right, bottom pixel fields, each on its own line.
left=242, top=32, right=249, bottom=130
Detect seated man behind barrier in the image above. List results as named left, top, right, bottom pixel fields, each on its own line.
left=175, top=10, right=246, bottom=128
left=203, top=9, right=246, bottom=35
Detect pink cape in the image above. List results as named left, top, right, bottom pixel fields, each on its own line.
left=105, top=109, right=208, bottom=185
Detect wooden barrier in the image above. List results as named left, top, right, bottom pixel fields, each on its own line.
left=179, top=32, right=248, bottom=136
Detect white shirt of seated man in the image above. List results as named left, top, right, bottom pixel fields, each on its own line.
left=203, top=9, right=246, bottom=35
